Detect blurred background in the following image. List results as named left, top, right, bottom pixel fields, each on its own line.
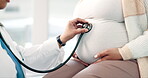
left=0, top=0, right=79, bottom=77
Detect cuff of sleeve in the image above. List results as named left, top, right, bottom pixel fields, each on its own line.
left=118, top=46, right=133, bottom=60
left=44, top=38, right=64, bottom=53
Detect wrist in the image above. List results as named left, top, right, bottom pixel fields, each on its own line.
left=56, top=35, right=66, bottom=46
left=60, top=34, right=69, bottom=43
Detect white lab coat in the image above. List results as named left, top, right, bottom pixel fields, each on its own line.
left=0, top=25, right=65, bottom=78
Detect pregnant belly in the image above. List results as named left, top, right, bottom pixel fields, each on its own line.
left=76, top=20, right=128, bottom=64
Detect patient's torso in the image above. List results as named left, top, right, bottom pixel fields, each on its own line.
left=74, top=0, right=128, bottom=64
left=76, top=20, right=128, bottom=64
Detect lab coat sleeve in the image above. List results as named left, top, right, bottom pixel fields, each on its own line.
left=16, top=37, right=65, bottom=70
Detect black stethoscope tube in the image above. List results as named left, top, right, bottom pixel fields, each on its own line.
left=0, top=23, right=92, bottom=73
left=0, top=32, right=84, bottom=73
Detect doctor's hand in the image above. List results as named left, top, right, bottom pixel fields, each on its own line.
left=60, top=18, right=88, bottom=44
left=93, top=48, right=123, bottom=64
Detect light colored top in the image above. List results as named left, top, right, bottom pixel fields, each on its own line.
left=73, top=0, right=124, bottom=22
left=74, top=0, right=128, bottom=64
left=76, top=19, right=128, bottom=64
left=0, top=26, right=64, bottom=77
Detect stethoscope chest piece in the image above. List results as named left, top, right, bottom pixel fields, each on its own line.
left=82, top=23, right=93, bottom=33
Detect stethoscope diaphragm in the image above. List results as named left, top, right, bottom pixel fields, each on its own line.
left=82, top=23, right=92, bottom=33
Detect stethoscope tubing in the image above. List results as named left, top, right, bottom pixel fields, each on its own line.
left=0, top=32, right=84, bottom=73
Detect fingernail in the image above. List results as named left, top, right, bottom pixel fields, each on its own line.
left=94, top=55, right=98, bottom=58
left=84, top=29, right=88, bottom=32
left=74, top=55, right=77, bottom=57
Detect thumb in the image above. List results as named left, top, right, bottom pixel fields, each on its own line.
left=75, top=28, right=88, bottom=34
left=94, top=51, right=108, bottom=59
left=100, top=56, right=110, bottom=61
left=93, top=56, right=110, bottom=64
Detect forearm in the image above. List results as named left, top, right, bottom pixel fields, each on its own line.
left=119, top=30, right=148, bottom=60
left=22, top=38, right=64, bottom=69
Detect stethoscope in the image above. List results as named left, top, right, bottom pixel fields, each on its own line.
left=0, top=23, right=92, bottom=73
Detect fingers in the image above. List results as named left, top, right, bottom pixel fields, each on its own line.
left=72, top=52, right=78, bottom=58
left=74, top=58, right=89, bottom=66
left=74, top=18, right=88, bottom=24
left=69, top=18, right=89, bottom=34
left=72, top=52, right=89, bottom=66
left=75, top=28, right=88, bottom=34
left=69, top=18, right=88, bottom=28
left=93, top=56, right=110, bottom=64
left=94, top=50, right=108, bottom=59
left=93, top=48, right=123, bottom=64
left=93, top=50, right=110, bottom=64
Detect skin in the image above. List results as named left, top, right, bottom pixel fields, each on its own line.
left=59, top=18, right=88, bottom=48
left=93, top=48, right=123, bottom=64
left=0, top=0, right=88, bottom=48
left=0, top=0, right=9, bottom=9
left=60, top=18, right=88, bottom=44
